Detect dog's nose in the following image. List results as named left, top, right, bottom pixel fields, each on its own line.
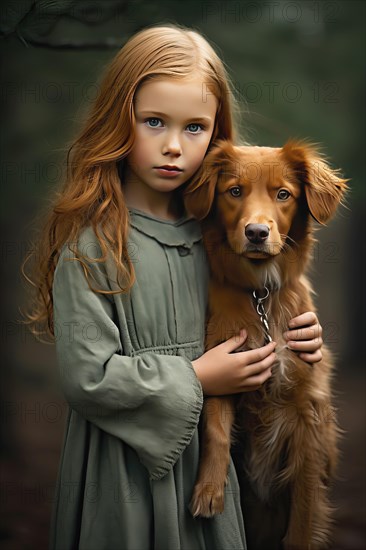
left=245, top=224, right=269, bottom=244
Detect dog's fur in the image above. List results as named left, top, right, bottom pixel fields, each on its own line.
left=182, top=139, right=348, bottom=549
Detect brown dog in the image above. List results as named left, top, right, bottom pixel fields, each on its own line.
left=182, top=139, right=348, bottom=549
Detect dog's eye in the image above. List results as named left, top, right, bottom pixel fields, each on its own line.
left=229, top=187, right=241, bottom=197
left=277, top=189, right=291, bottom=201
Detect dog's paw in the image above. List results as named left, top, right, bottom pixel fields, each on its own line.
left=189, top=478, right=228, bottom=518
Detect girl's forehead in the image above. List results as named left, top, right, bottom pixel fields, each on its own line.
left=134, top=78, right=218, bottom=118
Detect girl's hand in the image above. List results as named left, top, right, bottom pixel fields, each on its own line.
left=283, top=312, right=323, bottom=364
left=192, top=329, right=277, bottom=396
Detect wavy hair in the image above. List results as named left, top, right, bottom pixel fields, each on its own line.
left=20, top=22, right=242, bottom=341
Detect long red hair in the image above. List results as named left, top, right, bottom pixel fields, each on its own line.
left=20, top=23, right=242, bottom=341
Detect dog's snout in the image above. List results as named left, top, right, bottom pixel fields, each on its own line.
left=245, top=224, right=269, bottom=244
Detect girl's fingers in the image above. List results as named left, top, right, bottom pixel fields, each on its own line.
left=241, top=367, right=273, bottom=390
left=242, top=352, right=277, bottom=378
left=284, top=324, right=322, bottom=342
left=288, top=312, right=318, bottom=329
left=235, top=341, right=277, bottom=364
left=299, top=350, right=323, bottom=364
left=286, top=338, right=323, bottom=352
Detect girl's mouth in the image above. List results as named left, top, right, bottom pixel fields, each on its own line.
left=154, top=167, right=183, bottom=177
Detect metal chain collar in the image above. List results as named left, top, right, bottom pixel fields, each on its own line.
left=252, top=286, right=273, bottom=344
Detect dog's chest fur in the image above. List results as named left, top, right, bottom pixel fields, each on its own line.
left=206, top=267, right=314, bottom=499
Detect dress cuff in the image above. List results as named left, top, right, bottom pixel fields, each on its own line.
left=148, top=357, right=203, bottom=481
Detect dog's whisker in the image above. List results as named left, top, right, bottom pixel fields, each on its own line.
left=280, top=233, right=298, bottom=248
left=279, top=241, right=292, bottom=254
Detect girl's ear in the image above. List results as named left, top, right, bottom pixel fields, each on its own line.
left=182, top=139, right=237, bottom=221
left=282, top=140, right=349, bottom=225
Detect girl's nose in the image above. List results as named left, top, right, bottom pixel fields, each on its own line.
left=162, top=132, right=182, bottom=155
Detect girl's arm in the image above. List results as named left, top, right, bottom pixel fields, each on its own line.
left=53, top=241, right=203, bottom=482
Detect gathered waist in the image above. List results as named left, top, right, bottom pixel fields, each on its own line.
left=130, top=340, right=204, bottom=362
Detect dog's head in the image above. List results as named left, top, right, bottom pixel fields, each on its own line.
left=182, top=139, right=349, bottom=261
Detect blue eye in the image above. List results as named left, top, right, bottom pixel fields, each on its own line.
left=144, top=118, right=204, bottom=133
left=145, top=118, right=162, bottom=128
left=187, top=123, right=203, bottom=133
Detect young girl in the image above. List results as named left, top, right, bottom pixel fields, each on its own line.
left=23, top=24, right=323, bottom=550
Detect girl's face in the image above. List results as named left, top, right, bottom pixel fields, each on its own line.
left=124, top=78, right=218, bottom=199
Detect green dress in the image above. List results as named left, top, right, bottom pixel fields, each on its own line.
left=49, top=206, right=247, bottom=550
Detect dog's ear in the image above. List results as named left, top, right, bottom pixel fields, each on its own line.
left=182, top=139, right=237, bottom=221
left=282, top=140, right=349, bottom=225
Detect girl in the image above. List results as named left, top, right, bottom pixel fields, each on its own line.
left=22, top=24, right=323, bottom=550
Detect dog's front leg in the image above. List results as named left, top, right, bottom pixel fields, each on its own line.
left=190, top=395, right=235, bottom=517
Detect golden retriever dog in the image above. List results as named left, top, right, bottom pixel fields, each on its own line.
left=182, top=139, right=348, bottom=549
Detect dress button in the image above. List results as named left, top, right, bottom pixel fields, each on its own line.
left=177, top=245, right=191, bottom=256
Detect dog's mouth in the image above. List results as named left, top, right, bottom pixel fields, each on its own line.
left=243, top=244, right=279, bottom=259
left=225, top=234, right=284, bottom=260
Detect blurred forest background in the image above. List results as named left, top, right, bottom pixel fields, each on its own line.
left=1, top=0, right=365, bottom=548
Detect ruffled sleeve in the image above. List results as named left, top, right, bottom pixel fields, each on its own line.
left=52, top=235, right=203, bottom=481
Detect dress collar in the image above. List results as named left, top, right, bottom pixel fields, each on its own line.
left=128, top=207, right=202, bottom=248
